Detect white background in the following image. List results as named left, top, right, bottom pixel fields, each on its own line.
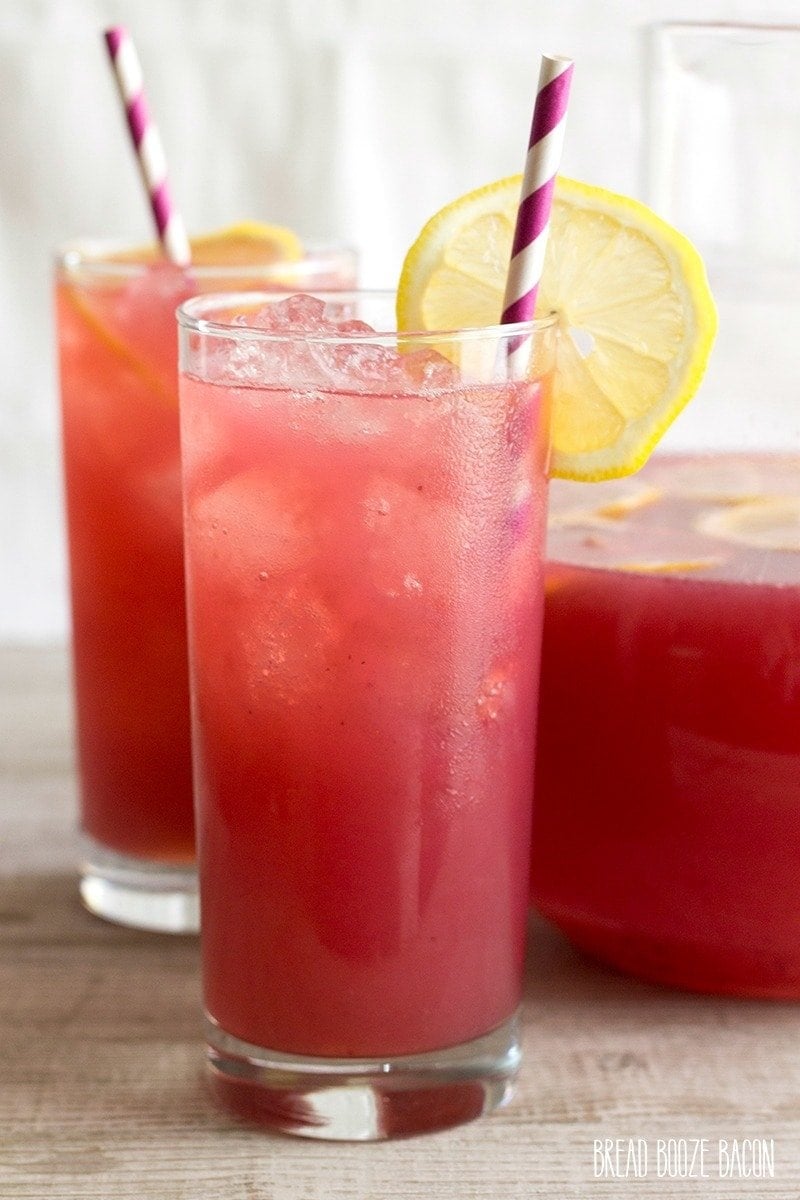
left=3, top=0, right=799, bottom=640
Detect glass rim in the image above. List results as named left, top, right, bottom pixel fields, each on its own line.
left=650, top=18, right=800, bottom=36
left=177, top=289, right=559, bottom=345
left=54, top=238, right=357, bottom=281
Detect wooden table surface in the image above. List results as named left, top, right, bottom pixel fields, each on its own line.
left=2, top=644, right=799, bottom=1199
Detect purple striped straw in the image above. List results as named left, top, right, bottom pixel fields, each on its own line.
left=104, top=26, right=191, bottom=266
left=502, top=54, right=573, bottom=332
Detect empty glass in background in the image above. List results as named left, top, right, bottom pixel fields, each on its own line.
left=531, top=23, right=800, bottom=997
left=56, top=243, right=357, bottom=934
left=645, top=21, right=800, bottom=450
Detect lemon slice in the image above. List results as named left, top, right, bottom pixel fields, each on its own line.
left=549, top=479, right=664, bottom=530
left=696, top=498, right=800, bottom=552
left=184, top=222, right=303, bottom=266
left=103, top=221, right=303, bottom=266
left=616, top=558, right=722, bottom=574
left=397, top=176, right=717, bottom=480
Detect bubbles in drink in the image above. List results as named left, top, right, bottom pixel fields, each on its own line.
left=476, top=665, right=513, bottom=723
left=244, top=582, right=342, bottom=705
left=358, top=475, right=456, bottom=609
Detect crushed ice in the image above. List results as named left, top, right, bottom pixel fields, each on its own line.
left=210, top=294, right=459, bottom=394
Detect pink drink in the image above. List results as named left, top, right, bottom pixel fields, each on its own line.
left=58, top=262, right=195, bottom=867
left=532, top=453, right=800, bottom=996
left=179, top=293, right=555, bottom=1136
left=57, top=244, right=355, bottom=931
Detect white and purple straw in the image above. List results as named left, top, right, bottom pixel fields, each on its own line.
left=502, top=54, right=573, bottom=329
left=104, top=25, right=191, bottom=265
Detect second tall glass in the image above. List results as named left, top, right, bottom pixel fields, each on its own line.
left=57, top=242, right=356, bottom=932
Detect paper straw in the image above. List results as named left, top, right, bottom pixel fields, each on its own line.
left=104, top=26, right=191, bottom=265
left=502, top=54, right=573, bottom=327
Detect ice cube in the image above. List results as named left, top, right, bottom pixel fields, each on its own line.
left=358, top=475, right=458, bottom=607
left=213, top=297, right=473, bottom=402
left=334, top=318, right=376, bottom=336
left=399, top=347, right=460, bottom=391
left=215, top=296, right=403, bottom=391
left=192, top=576, right=343, bottom=744
left=243, top=294, right=328, bottom=332
left=215, top=296, right=330, bottom=387
left=305, top=339, right=403, bottom=390
left=189, top=469, right=312, bottom=586
left=242, top=581, right=343, bottom=707
left=209, top=334, right=293, bottom=386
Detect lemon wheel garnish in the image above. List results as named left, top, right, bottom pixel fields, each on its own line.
left=397, top=176, right=717, bottom=481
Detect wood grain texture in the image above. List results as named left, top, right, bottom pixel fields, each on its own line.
left=2, top=645, right=799, bottom=1199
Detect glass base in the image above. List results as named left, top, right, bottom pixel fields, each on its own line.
left=205, top=1011, right=521, bottom=1140
left=79, top=839, right=199, bottom=934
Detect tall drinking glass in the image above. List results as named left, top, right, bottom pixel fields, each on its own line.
left=57, top=244, right=357, bottom=933
left=178, top=290, right=556, bottom=1138
left=531, top=23, right=800, bottom=997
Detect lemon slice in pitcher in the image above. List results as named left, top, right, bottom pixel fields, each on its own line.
left=696, top=498, right=800, bottom=552
left=397, top=176, right=717, bottom=481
